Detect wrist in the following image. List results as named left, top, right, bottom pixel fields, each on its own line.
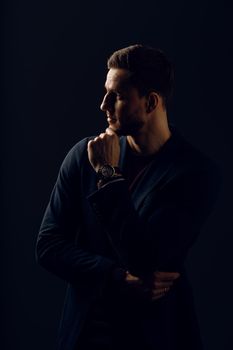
left=110, top=267, right=127, bottom=285
left=97, top=164, right=122, bottom=181
left=97, top=176, right=124, bottom=189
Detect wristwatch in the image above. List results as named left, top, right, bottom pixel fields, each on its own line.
left=97, top=164, right=122, bottom=181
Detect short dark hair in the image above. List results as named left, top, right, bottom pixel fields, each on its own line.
left=107, top=44, right=174, bottom=109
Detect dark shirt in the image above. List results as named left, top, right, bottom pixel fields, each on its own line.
left=77, top=140, right=158, bottom=349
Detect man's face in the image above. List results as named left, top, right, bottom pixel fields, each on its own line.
left=100, top=68, right=148, bottom=136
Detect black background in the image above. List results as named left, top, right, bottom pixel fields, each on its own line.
left=2, top=0, right=233, bottom=349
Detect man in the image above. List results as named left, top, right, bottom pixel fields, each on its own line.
left=36, top=45, right=221, bottom=350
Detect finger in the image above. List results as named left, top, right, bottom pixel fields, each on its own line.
left=87, top=139, right=96, bottom=151
left=127, top=275, right=140, bottom=282
left=125, top=272, right=144, bottom=286
left=154, top=271, right=180, bottom=281
left=151, top=293, right=166, bottom=301
left=125, top=280, right=143, bottom=289
left=99, top=133, right=106, bottom=138
left=153, top=281, right=173, bottom=289
left=154, top=271, right=180, bottom=278
left=152, top=287, right=170, bottom=298
left=126, top=272, right=141, bottom=282
left=151, top=292, right=166, bottom=301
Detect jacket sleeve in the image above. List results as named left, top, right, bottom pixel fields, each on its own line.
left=87, top=164, right=222, bottom=277
left=35, top=139, right=116, bottom=295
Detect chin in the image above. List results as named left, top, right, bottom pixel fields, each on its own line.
left=108, top=126, right=123, bottom=136
left=110, top=124, right=126, bottom=136
left=108, top=121, right=123, bottom=135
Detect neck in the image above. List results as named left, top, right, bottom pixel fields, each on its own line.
left=126, top=114, right=171, bottom=156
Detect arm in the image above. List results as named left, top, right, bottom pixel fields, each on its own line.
left=87, top=129, right=221, bottom=278
left=35, top=140, right=116, bottom=296
left=35, top=139, right=178, bottom=301
left=87, top=168, right=220, bottom=277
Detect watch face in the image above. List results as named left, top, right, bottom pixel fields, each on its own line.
left=101, top=165, right=114, bottom=178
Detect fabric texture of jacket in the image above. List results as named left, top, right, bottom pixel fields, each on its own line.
left=36, top=127, right=221, bottom=350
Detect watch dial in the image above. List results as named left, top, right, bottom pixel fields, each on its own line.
left=102, top=165, right=114, bottom=177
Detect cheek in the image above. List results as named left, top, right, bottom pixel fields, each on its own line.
left=115, top=101, right=129, bottom=116
left=116, top=100, right=145, bottom=120
left=128, top=105, right=144, bottom=120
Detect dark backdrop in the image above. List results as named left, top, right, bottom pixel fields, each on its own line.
left=2, top=0, right=233, bottom=349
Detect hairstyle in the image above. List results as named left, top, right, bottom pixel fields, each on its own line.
left=107, top=44, right=174, bottom=109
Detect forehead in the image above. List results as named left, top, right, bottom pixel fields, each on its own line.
left=105, top=68, right=132, bottom=91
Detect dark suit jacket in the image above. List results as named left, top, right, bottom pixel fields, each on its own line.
left=36, top=127, right=221, bottom=350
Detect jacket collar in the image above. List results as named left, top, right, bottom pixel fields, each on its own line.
left=119, top=126, right=185, bottom=212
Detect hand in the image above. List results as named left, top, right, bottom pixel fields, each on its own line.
left=87, top=128, right=120, bottom=172
left=123, top=270, right=180, bottom=301
left=145, top=271, right=180, bottom=301
left=121, top=271, right=148, bottom=300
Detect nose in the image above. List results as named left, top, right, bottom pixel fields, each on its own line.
left=100, top=95, right=107, bottom=112
left=100, top=93, right=114, bottom=114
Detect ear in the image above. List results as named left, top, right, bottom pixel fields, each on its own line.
left=146, top=92, right=158, bottom=113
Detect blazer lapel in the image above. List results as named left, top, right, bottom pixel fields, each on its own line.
left=119, top=128, right=184, bottom=212
left=119, top=135, right=128, bottom=171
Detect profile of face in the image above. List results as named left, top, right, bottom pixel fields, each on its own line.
left=100, top=68, right=148, bottom=136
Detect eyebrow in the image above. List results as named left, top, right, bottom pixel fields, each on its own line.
left=104, top=85, right=125, bottom=94
left=105, top=81, right=131, bottom=93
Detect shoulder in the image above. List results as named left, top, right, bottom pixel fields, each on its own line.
left=58, top=136, right=96, bottom=179
left=61, top=136, right=95, bottom=167
left=173, top=128, right=221, bottom=179
left=171, top=129, right=222, bottom=202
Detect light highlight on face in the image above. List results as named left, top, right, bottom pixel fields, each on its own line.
left=100, top=68, right=148, bottom=136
